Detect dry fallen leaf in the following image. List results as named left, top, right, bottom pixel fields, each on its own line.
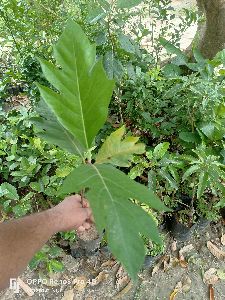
left=73, top=276, right=88, bottom=291
left=221, top=234, right=225, bottom=246
left=169, top=288, right=179, bottom=300
left=114, top=281, right=133, bottom=299
left=171, top=240, right=177, bottom=252
left=207, top=241, right=225, bottom=260
left=152, top=255, right=170, bottom=276
left=181, top=276, right=192, bottom=293
left=203, top=268, right=219, bottom=285
left=209, top=284, right=215, bottom=300
left=61, top=289, right=74, bottom=300
left=89, top=271, right=108, bottom=286
left=116, top=275, right=130, bottom=291
left=174, top=275, right=192, bottom=294
left=179, top=244, right=194, bottom=257
left=17, top=278, right=34, bottom=297
left=115, top=265, right=130, bottom=291
left=101, top=260, right=116, bottom=268
left=162, top=256, right=171, bottom=271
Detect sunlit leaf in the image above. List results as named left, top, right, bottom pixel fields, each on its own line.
left=36, top=20, right=115, bottom=155
left=96, top=126, right=145, bottom=167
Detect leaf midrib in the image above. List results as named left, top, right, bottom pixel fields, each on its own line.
left=73, top=43, right=88, bottom=149
left=91, top=164, right=130, bottom=262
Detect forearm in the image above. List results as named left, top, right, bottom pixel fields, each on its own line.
left=0, top=209, right=59, bottom=290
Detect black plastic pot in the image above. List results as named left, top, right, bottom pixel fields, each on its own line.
left=165, top=215, right=210, bottom=241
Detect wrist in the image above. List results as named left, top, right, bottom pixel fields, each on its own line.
left=42, top=208, right=62, bottom=235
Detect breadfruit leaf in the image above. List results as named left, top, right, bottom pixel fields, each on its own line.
left=95, top=126, right=145, bottom=167
left=58, top=164, right=168, bottom=280
left=36, top=20, right=115, bottom=153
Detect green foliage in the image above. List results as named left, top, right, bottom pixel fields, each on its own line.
left=33, top=20, right=167, bottom=280
left=182, top=145, right=225, bottom=200
left=29, top=245, right=64, bottom=273
left=37, top=20, right=114, bottom=154
left=0, top=107, right=81, bottom=218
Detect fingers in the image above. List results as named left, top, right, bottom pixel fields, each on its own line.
left=77, top=222, right=91, bottom=232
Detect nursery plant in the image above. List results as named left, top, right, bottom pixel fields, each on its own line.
left=31, top=20, right=168, bottom=280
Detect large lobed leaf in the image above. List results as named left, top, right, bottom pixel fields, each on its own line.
left=96, top=126, right=145, bottom=167
left=58, top=164, right=168, bottom=280
left=31, top=100, right=85, bottom=156
left=36, top=20, right=115, bottom=153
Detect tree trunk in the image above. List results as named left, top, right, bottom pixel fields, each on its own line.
left=195, top=0, right=225, bottom=59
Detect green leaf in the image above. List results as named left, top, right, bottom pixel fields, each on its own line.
left=163, top=64, right=181, bottom=77
left=197, top=172, right=208, bottom=199
left=159, top=37, right=188, bottom=65
left=48, top=246, right=62, bottom=258
left=200, top=122, right=215, bottom=139
left=96, top=126, right=145, bottom=167
left=87, top=7, right=106, bottom=24
left=31, top=100, right=84, bottom=155
left=36, top=20, right=114, bottom=154
left=0, top=183, right=19, bottom=200
left=103, top=51, right=124, bottom=81
left=58, top=164, right=168, bottom=280
left=158, top=169, right=178, bottom=190
left=182, top=165, right=200, bottom=181
left=117, top=0, right=143, bottom=9
left=153, top=142, right=170, bottom=160
left=118, top=34, right=136, bottom=54
left=48, top=260, right=64, bottom=273
left=148, top=170, right=157, bottom=192
left=193, top=48, right=205, bottom=64
left=179, top=131, right=200, bottom=143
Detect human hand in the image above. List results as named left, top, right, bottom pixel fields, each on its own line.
left=50, top=195, right=93, bottom=232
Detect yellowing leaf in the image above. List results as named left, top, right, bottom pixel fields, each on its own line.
left=96, top=126, right=145, bottom=167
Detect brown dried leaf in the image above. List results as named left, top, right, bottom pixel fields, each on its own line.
left=203, top=268, right=219, bottom=285
left=151, top=263, right=160, bottom=276
left=101, top=260, right=116, bottom=268
left=171, top=240, right=177, bottom=252
left=116, top=275, right=130, bottom=291
left=181, top=276, right=192, bottom=293
left=163, top=256, right=171, bottom=271
left=174, top=276, right=192, bottom=294
left=179, top=254, right=188, bottom=268
left=169, top=289, right=179, bottom=300
left=221, top=234, right=225, bottom=246
left=209, top=284, right=215, bottom=300
left=207, top=241, right=225, bottom=260
left=73, top=276, right=88, bottom=291
left=114, top=281, right=133, bottom=299
left=115, top=265, right=130, bottom=291
left=61, top=289, right=74, bottom=300
left=152, top=255, right=168, bottom=276
left=89, top=271, right=108, bottom=286
left=179, top=244, right=194, bottom=257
